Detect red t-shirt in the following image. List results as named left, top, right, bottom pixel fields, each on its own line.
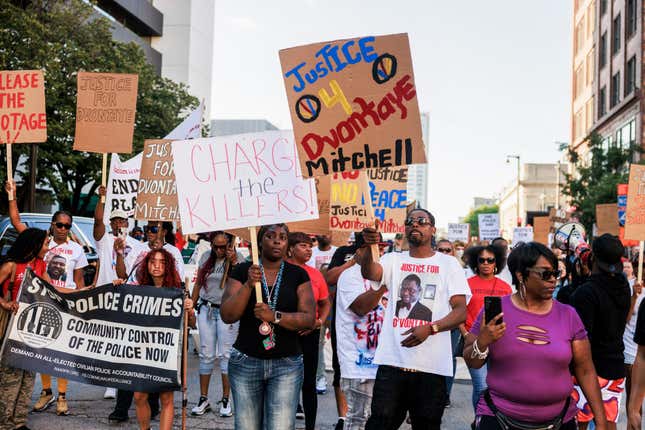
left=465, top=275, right=512, bottom=331
left=300, top=263, right=329, bottom=319
left=2, top=259, right=47, bottom=301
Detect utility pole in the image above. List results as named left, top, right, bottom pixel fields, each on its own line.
left=555, top=160, right=561, bottom=210
left=507, top=155, right=521, bottom=226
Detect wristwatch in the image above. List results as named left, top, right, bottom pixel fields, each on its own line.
left=431, top=323, right=440, bottom=335
left=274, top=311, right=282, bottom=325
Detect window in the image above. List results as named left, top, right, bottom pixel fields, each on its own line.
left=600, top=0, right=607, bottom=16
left=612, top=14, right=621, bottom=55
left=586, top=51, right=594, bottom=85
left=611, top=72, right=621, bottom=107
left=599, top=32, right=607, bottom=68
left=627, top=0, right=637, bottom=37
left=626, top=56, right=637, bottom=96
left=575, top=65, right=584, bottom=97
left=598, top=86, right=607, bottom=117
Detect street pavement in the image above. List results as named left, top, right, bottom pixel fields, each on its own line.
left=25, top=341, right=631, bottom=429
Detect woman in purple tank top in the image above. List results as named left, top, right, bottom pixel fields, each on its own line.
left=463, top=242, right=608, bottom=430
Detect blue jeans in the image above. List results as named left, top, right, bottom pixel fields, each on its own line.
left=228, top=348, right=303, bottom=430
left=197, top=305, right=239, bottom=374
left=468, top=364, right=488, bottom=412
left=445, top=329, right=462, bottom=398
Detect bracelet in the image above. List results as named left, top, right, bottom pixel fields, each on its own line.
left=470, top=339, right=489, bottom=360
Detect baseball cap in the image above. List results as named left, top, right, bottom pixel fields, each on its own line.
left=109, top=209, right=129, bottom=220
left=592, top=233, right=624, bottom=274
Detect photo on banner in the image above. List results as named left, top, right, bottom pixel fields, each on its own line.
left=279, top=33, right=425, bottom=177
left=367, top=167, right=407, bottom=234
left=73, top=72, right=138, bottom=154
left=171, top=130, right=319, bottom=234
left=330, top=170, right=375, bottom=232
left=0, top=70, right=47, bottom=143
left=1, top=269, right=183, bottom=392
left=135, top=139, right=179, bottom=221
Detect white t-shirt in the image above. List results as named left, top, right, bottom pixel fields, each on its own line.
left=336, top=264, right=388, bottom=380
left=125, top=242, right=185, bottom=282
left=372, top=251, right=470, bottom=375
left=45, top=239, right=88, bottom=289
left=624, top=278, right=643, bottom=363
left=307, top=246, right=337, bottom=270
left=95, top=232, right=147, bottom=286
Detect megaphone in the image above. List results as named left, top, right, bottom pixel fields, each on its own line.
left=554, top=222, right=587, bottom=252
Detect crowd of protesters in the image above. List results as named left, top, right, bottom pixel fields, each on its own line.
left=0, top=181, right=645, bottom=430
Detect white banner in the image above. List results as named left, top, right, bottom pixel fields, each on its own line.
left=103, top=153, right=143, bottom=224
left=172, top=130, right=320, bottom=234
left=447, top=223, right=470, bottom=243
left=513, top=227, right=534, bottom=244
left=165, top=101, right=203, bottom=140
left=478, top=213, right=500, bottom=241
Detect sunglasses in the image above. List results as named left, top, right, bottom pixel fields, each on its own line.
left=54, top=222, right=72, bottom=230
left=147, top=226, right=160, bottom=233
left=404, top=217, right=432, bottom=226
left=212, top=244, right=228, bottom=250
left=478, top=257, right=496, bottom=264
left=437, top=248, right=452, bottom=254
left=528, top=268, right=562, bottom=280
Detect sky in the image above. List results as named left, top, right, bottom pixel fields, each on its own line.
left=211, top=0, right=572, bottom=229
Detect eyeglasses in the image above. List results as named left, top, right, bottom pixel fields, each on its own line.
left=54, top=222, right=72, bottom=230
left=147, top=226, right=160, bottom=233
left=528, top=268, right=562, bottom=280
left=478, top=257, right=496, bottom=264
left=437, top=248, right=452, bottom=254
left=404, top=217, right=432, bottom=226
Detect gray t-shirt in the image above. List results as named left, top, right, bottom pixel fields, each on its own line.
left=197, top=251, right=226, bottom=304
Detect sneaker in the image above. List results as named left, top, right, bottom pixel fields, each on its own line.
left=296, top=403, right=305, bottom=419
left=191, top=396, right=211, bottom=416
left=33, top=390, right=55, bottom=412
left=108, top=410, right=129, bottom=422
left=316, top=375, right=327, bottom=394
left=219, top=397, right=232, bottom=417
left=445, top=398, right=451, bottom=408
left=335, top=418, right=345, bottom=430
left=56, top=396, right=69, bottom=416
left=104, top=387, right=117, bottom=399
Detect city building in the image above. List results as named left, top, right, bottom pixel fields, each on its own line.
left=498, top=163, right=567, bottom=237
left=473, top=197, right=497, bottom=209
left=210, top=119, right=279, bottom=137
left=407, top=112, right=430, bottom=209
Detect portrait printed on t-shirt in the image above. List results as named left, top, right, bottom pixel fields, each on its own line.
left=394, top=263, right=441, bottom=326
left=46, top=253, right=68, bottom=287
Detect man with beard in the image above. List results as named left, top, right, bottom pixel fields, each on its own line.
left=307, top=234, right=337, bottom=272
left=47, top=255, right=67, bottom=285
left=359, top=209, right=470, bottom=429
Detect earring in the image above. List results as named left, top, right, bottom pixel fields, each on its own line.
left=494, top=267, right=498, bottom=274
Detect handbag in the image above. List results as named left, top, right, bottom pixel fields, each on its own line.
left=0, top=263, right=17, bottom=343
left=483, top=389, right=570, bottom=430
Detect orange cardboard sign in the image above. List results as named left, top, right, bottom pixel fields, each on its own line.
left=279, top=33, right=425, bottom=177
left=74, top=72, right=138, bottom=154
left=0, top=70, right=47, bottom=143
left=135, top=139, right=178, bottom=221
left=533, top=216, right=550, bottom=245
left=625, top=164, right=645, bottom=240
left=330, top=170, right=374, bottom=232
left=596, top=203, right=619, bottom=236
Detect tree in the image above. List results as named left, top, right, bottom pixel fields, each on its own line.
left=0, top=0, right=200, bottom=215
left=461, top=204, right=499, bottom=238
left=562, top=131, right=640, bottom=234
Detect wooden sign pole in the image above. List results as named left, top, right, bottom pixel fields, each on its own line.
left=100, top=153, right=108, bottom=203
left=249, top=226, right=263, bottom=302
left=371, top=219, right=380, bottom=262
left=181, top=277, right=189, bottom=430
left=638, top=241, right=644, bottom=284
left=6, top=143, right=13, bottom=201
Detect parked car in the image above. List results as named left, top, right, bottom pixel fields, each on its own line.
left=0, top=213, right=99, bottom=287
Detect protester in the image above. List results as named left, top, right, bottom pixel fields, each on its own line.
left=490, top=237, right=513, bottom=286
left=463, top=245, right=512, bottom=413
left=130, top=226, right=145, bottom=242
left=463, top=242, right=607, bottom=430
left=571, top=234, right=631, bottom=429
left=359, top=209, right=470, bottom=429
left=454, top=241, right=466, bottom=264
left=221, top=224, right=315, bottom=430
left=336, top=234, right=388, bottom=430
left=6, top=180, right=88, bottom=416
left=436, top=239, right=454, bottom=255
left=287, top=232, right=331, bottom=430
left=557, top=244, right=591, bottom=305
left=624, top=257, right=643, bottom=423
left=392, top=233, right=405, bottom=252
left=628, top=301, right=645, bottom=430
left=130, top=248, right=195, bottom=430
left=0, top=228, right=49, bottom=430
left=190, top=232, right=239, bottom=417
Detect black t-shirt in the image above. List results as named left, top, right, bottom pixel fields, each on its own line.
left=328, top=245, right=357, bottom=272
left=635, top=300, right=645, bottom=346
left=230, top=261, right=309, bottom=359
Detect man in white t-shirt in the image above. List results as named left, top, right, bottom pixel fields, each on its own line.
left=336, top=238, right=388, bottom=430
left=307, top=235, right=337, bottom=271
left=359, top=209, right=470, bottom=429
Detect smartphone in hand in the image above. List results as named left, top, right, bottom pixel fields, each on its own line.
left=484, top=296, right=503, bottom=325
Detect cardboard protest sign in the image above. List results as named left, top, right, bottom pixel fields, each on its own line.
left=0, top=70, right=46, bottom=143
left=512, top=227, right=534, bottom=244
left=103, top=153, right=142, bottom=224
left=279, top=33, right=425, bottom=177
left=624, top=164, right=645, bottom=240
left=596, top=203, right=619, bottom=236
left=329, top=170, right=374, bottom=231
left=135, top=139, right=178, bottom=221
left=288, top=175, right=331, bottom=236
left=447, top=223, right=470, bottom=243
left=367, top=167, right=407, bottom=234
left=171, top=130, right=319, bottom=234
left=74, top=72, right=138, bottom=153
left=478, top=213, right=500, bottom=241
left=2, top=269, right=182, bottom=392
left=533, top=216, right=550, bottom=245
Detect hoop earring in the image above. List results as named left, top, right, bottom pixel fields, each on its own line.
left=494, top=267, right=498, bottom=274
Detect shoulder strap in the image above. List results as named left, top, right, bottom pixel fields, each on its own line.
left=3, top=262, right=17, bottom=301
